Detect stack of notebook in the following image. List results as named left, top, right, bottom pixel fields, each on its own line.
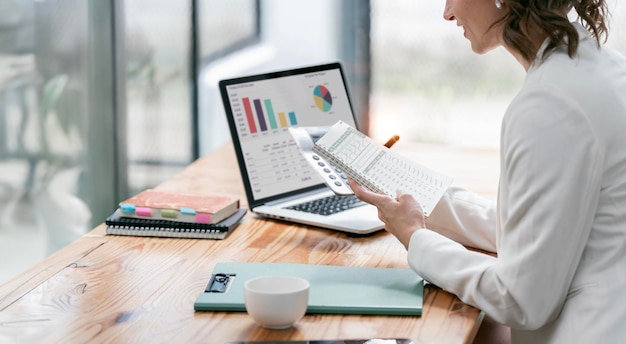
left=105, top=189, right=247, bottom=240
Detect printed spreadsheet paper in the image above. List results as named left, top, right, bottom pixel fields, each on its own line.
left=313, top=120, right=453, bottom=215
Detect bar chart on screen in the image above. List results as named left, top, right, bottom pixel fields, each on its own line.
left=228, top=82, right=344, bottom=138
left=239, top=96, right=299, bottom=134
left=223, top=68, right=355, bottom=200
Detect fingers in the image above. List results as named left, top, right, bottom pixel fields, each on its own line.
left=396, top=190, right=425, bottom=212
left=396, top=190, right=418, bottom=205
left=395, top=190, right=426, bottom=227
left=348, top=178, right=392, bottom=206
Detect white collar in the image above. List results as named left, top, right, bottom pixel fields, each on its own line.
left=530, top=22, right=592, bottom=68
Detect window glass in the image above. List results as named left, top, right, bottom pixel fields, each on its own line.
left=370, top=0, right=626, bottom=200
left=123, top=0, right=260, bottom=194
left=0, top=0, right=94, bottom=280
left=123, top=0, right=193, bottom=194
left=371, top=1, right=522, bottom=147
left=370, top=0, right=626, bottom=148
left=0, top=0, right=262, bottom=284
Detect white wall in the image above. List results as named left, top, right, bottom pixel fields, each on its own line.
left=198, top=0, right=342, bottom=155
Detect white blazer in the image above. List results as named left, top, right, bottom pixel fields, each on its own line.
left=406, top=23, right=626, bottom=343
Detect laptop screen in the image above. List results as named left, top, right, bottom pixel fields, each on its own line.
left=220, top=63, right=358, bottom=206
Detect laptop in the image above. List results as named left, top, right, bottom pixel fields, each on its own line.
left=220, top=62, right=384, bottom=234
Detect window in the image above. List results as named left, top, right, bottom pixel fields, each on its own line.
left=371, top=0, right=626, bottom=148
left=0, top=0, right=368, bottom=284
left=0, top=0, right=113, bottom=280
left=122, top=0, right=260, bottom=195
left=370, top=0, right=626, bottom=198
left=0, top=0, right=262, bottom=283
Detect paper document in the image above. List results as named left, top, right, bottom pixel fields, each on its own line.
left=313, top=121, right=452, bottom=215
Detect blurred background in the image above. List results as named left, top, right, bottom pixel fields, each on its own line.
left=1, top=0, right=625, bottom=284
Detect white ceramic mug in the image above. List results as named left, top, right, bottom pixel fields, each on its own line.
left=244, top=275, right=310, bottom=329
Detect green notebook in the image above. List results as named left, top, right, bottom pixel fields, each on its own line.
left=194, top=262, right=423, bottom=316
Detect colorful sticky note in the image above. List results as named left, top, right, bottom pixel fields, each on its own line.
left=180, top=207, right=196, bottom=215
left=136, top=207, right=152, bottom=217
left=161, top=209, right=177, bottom=218
left=120, top=203, right=136, bottom=213
left=195, top=213, right=211, bottom=224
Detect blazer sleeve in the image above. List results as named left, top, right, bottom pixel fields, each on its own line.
left=426, top=186, right=497, bottom=253
left=407, top=86, right=603, bottom=330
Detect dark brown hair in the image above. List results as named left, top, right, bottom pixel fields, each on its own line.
left=497, top=0, right=610, bottom=62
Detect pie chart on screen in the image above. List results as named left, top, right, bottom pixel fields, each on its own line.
left=313, top=85, right=333, bottom=112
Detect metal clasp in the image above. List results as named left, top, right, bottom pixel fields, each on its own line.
left=206, top=273, right=236, bottom=293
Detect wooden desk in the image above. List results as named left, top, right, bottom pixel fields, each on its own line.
left=0, top=143, right=486, bottom=343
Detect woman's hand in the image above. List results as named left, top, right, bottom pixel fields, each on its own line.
left=348, top=178, right=426, bottom=249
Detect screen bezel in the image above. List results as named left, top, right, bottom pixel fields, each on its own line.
left=219, top=62, right=358, bottom=208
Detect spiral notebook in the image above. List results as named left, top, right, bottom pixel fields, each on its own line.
left=312, top=120, right=453, bottom=216
left=105, top=208, right=247, bottom=239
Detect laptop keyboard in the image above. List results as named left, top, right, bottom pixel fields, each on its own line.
left=285, top=195, right=367, bottom=216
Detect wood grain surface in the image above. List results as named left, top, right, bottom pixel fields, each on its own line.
left=0, top=143, right=494, bottom=344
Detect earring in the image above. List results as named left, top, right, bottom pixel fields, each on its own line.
left=495, top=0, right=504, bottom=9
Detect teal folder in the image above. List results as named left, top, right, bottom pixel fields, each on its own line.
left=194, top=262, right=423, bottom=316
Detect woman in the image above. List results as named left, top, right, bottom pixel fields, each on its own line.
left=350, top=0, right=626, bottom=342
